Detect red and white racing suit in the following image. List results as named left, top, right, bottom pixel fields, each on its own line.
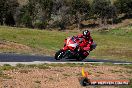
left=77, top=34, right=93, bottom=56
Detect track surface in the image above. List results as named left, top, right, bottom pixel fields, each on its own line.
left=0, top=53, right=132, bottom=65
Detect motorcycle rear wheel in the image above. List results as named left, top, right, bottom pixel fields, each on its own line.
left=76, top=52, right=88, bottom=61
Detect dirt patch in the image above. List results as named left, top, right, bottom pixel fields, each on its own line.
left=0, top=65, right=131, bottom=88
left=0, top=41, right=56, bottom=55
left=0, top=41, right=32, bottom=53
left=0, top=41, right=30, bottom=50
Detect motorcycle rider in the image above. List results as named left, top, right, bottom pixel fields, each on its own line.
left=76, top=30, right=95, bottom=58
left=63, top=30, right=96, bottom=59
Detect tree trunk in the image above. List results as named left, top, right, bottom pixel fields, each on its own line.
left=77, top=11, right=81, bottom=30
left=99, top=18, right=103, bottom=28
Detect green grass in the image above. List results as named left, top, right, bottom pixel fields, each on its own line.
left=0, top=64, right=16, bottom=70
left=90, top=25, right=132, bottom=61
left=0, top=26, right=132, bottom=61
left=0, top=26, right=79, bottom=55
left=0, top=64, right=14, bottom=79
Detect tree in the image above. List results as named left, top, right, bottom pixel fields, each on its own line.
left=16, top=3, right=35, bottom=27
left=17, top=0, right=53, bottom=29
left=51, top=0, right=90, bottom=30
left=114, top=0, right=132, bottom=16
left=0, top=0, right=6, bottom=25
left=70, top=0, right=90, bottom=29
left=36, top=0, right=53, bottom=29
left=92, top=0, right=117, bottom=27
left=51, top=0, right=71, bottom=30
left=0, top=0, right=19, bottom=25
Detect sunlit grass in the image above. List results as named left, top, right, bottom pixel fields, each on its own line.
left=90, top=26, right=132, bottom=61
left=0, top=26, right=132, bottom=61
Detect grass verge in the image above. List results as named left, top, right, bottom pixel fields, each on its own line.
left=0, top=26, right=132, bottom=61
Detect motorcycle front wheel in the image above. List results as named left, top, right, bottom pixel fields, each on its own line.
left=55, top=50, right=65, bottom=60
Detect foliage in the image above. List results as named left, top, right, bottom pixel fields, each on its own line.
left=91, top=0, right=117, bottom=26
left=17, top=0, right=53, bottom=29
left=67, top=0, right=90, bottom=29
left=0, top=0, right=19, bottom=25
left=0, top=64, right=16, bottom=70
left=70, top=0, right=90, bottom=14
left=34, top=20, right=48, bottom=29
left=0, top=0, right=132, bottom=29
left=114, top=0, right=132, bottom=15
left=92, top=0, right=117, bottom=19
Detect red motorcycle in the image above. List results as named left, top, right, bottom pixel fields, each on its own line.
left=55, top=36, right=96, bottom=61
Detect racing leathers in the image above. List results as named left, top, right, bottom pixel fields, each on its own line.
left=77, top=34, right=93, bottom=57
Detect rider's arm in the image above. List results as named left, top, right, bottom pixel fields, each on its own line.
left=88, top=36, right=93, bottom=45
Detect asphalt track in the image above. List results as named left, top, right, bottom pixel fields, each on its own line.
left=0, top=53, right=132, bottom=65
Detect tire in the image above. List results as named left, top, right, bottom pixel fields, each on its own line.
left=80, top=78, right=89, bottom=86
left=55, top=50, right=65, bottom=60
left=77, top=55, right=87, bottom=61
left=77, top=57, right=84, bottom=61
left=76, top=51, right=88, bottom=61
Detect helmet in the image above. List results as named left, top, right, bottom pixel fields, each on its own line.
left=82, top=30, right=90, bottom=39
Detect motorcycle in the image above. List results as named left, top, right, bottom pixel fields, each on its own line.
left=55, top=36, right=96, bottom=61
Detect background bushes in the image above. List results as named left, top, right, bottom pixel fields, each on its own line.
left=0, top=0, right=132, bottom=30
